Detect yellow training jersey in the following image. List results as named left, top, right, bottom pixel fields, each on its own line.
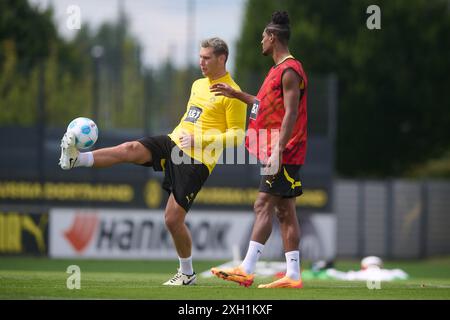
left=168, top=72, right=247, bottom=173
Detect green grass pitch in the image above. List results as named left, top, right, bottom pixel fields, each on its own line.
left=0, top=257, right=449, bottom=300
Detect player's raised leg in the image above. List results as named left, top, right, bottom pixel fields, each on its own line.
left=91, top=141, right=152, bottom=168
left=59, top=131, right=152, bottom=170
left=163, top=194, right=197, bottom=286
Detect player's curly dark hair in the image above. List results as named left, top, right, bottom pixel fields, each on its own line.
left=265, top=11, right=290, bottom=44
left=271, top=11, right=290, bottom=25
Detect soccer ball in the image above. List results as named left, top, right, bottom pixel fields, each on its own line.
left=67, top=117, right=98, bottom=150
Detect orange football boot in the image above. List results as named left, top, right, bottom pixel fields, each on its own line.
left=258, top=276, right=303, bottom=288
left=211, top=266, right=254, bottom=287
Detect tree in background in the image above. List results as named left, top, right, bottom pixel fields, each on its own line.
left=235, top=0, right=450, bottom=177
left=0, top=0, right=198, bottom=134
left=0, top=0, right=56, bottom=125
left=0, top=0, right=94, bottom=127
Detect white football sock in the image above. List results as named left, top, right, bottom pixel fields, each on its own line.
left=179, top=256, right=194, bottom=275
left=240, top=241, right=264, bottom=274
left=285, top=250, right=301, bottom=280
left=75, top=152, right=94, bottom=167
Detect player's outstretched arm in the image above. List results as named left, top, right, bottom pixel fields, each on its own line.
left=210, top=83, right=256, bottom=106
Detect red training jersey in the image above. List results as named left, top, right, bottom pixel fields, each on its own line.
left=245, top=56, right=308, bottom=165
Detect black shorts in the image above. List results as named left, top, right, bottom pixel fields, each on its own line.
left=259, top=164, right=303, bottom=198
left=137, top=135, right=210, bottom=212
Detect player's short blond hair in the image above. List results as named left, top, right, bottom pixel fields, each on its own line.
left=201, top=37, right=229, bottom=63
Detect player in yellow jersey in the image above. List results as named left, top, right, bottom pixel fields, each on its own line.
left=58, top=37, right=247, bottom=286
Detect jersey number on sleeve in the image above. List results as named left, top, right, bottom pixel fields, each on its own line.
left=249, top=100, right=260, bottom=120
left=184, top=106, right=203, bottom=123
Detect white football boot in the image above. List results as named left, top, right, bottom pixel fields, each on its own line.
left=59, top=131, right=79, bottom=170
left=163, top=270, right=197, bottom=286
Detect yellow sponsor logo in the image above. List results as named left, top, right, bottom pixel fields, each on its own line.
left=0, top=181, right=134, bottom=202
left=0, top=212, right=48, bottom=253
left=196, top=187, right=257, bottom=205
left=0, top=181, right=327, bottom=209
left=144, top=180, right=162, bottom=208
left=195, top=187, right=328, bottom=208
left=296, top=189, right=328, bottom=208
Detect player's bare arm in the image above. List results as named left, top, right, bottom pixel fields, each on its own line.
left=278, top=68, right=301, bottom=152
left=265, top=68, right=300, bottom=174
left=210, top=83, right=256, bottom=105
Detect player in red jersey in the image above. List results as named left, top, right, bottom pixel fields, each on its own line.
left=210, top=11, right=307, bottom=288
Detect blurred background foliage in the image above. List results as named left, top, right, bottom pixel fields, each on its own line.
left=1, top=0, right=449, bottom=177
left=236, top=0, right=450, bottom=177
